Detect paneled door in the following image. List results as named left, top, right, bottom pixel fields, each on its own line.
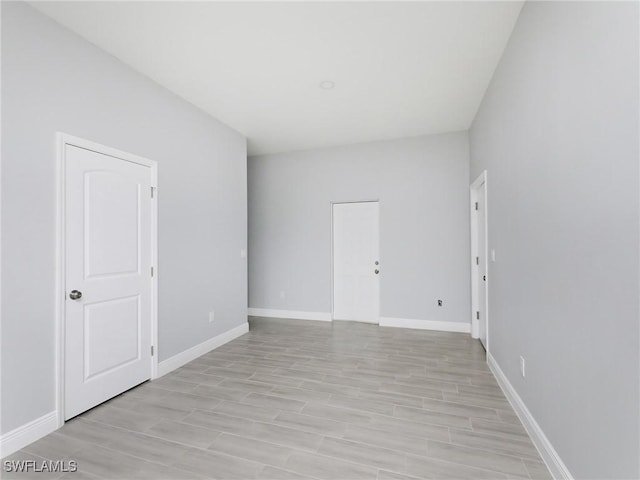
left=476, top=181, right=488, bottom=349
left=332, top=201, right=380, bottom=324
left=64, top=142, right=154, bottom=420
left=471, top=171, right=488, bottom=351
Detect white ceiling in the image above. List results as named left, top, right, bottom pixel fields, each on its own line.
left=31, top=1, right=523, bottom=156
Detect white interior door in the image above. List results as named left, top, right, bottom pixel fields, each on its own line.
left=332, top=202, right=380, bottom=323
left=476, top=181, right=488, bottom=349
left=65, top=144, right=153, bottom=420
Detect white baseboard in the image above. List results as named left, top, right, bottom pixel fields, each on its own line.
left=248, top=308, right=332, bottom=322
left=487, top=353, right=573, bottom=480
left=156, top=322, right=249, bottom=378
left=0, top=411, right=59, bottom=458
left=0, top=324, right=249, bottom=458
left=379, top=316, right=471, bottom=333
left=247, top=312, right=471, bottom=333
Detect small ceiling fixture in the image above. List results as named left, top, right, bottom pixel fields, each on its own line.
left=319, top=80, right=335, bottom=90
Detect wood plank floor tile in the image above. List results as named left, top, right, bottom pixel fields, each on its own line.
left=4, top=317, right=551, bottom=480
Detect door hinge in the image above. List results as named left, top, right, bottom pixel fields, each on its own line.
left=476, top=311, right=480, bottom=320
left=151, top=186, right=155, bottom=199
left=151, top=345, right=155, bottom=356
left=476, top=256, right=479, bottom=265
left=151, top=266, right=154, bottom=277
left=475, top=202, right=478, bottom=211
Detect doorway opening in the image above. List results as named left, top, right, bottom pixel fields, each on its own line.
left=331, top=201, right=380, bottom=324
left=56, top=133, right=158, bottom=424
left=470, top=171, right=488, bottom=351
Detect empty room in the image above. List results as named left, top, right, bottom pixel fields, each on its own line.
left=1, top=1, right=639, bottom=479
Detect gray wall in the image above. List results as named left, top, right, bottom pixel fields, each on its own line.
left=249, top=132, right=470, bottom=324
left=1, top=2, right=247, bottom=434
left=469, top=2, right=639, bottom=478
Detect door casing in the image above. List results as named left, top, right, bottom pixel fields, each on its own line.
left=55, top=133, right=159, bottom=427
left=470, top=170, right=489, bottom=351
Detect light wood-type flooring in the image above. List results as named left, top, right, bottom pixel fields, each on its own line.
left=3, top=317, right=552, bottom=479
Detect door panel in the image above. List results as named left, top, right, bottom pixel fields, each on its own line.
left=332, top=202, right=380, bottom=323
left=85, top=171, right=141, bottom=277
left=84, top=295, right=140, bottom=380
left=65, top=144, right=152, bottom=420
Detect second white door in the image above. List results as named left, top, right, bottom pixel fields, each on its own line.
left=64, top=142, right=154, bottom=420
left=332, top=202, right=380, bottom=323
left=477, top=183, right=487, bottom=349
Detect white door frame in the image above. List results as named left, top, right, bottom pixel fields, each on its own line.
left=470, top=170, right=489, bottom=351
left=55, top=133, right=159, bottom=427
left=330, top=200, right=380, bottom=323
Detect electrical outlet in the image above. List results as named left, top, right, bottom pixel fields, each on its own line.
left=280, top=291, right=286, bottom=299
left=209, top=310, right=215, bottom=323
left=520, top=356, right=525, bottom=377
